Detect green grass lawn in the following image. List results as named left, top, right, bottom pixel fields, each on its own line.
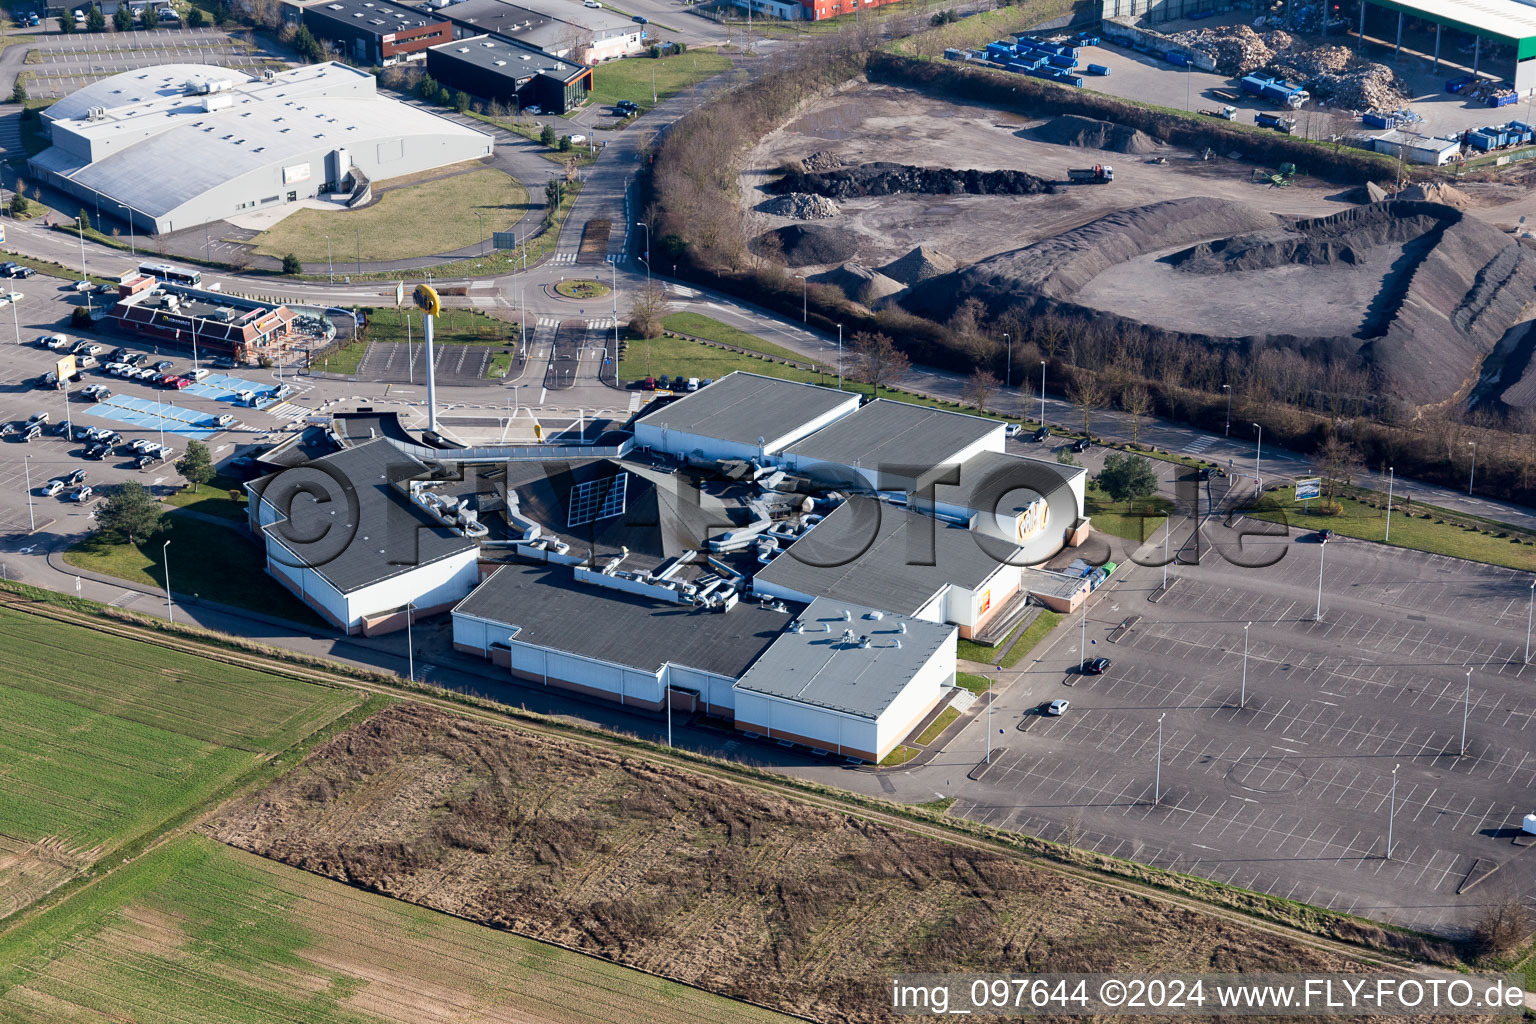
left=252, top=167, right=527, bottom=265
left=879, top=744, right=919, bottom=767
left=621, top=332, right=830, bottom=387
left=660, top=312, right=805, bottom=360
left=913, top=707, right=960, bottom=746
left=959, top=610, right=1065, bottom=669
left=0, top=833, right=796, bottom=1024
left=1085, top=485, right=1175, bottom=543
left=363, top=305, right=519, bottom=347
left=954, top=671, right=993, bottom=695
left=1246, top=486, right=1536, bottom=572
left=585, top=50, right=733, bottom=113
left=556, top=278, right=610, bottom=300
left=163, top=474, right=247, bottom=521
left=0, top=604, right=359, bottom=887
left=63, top=512, right=325, bottom=626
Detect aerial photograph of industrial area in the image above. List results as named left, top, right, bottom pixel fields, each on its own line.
left=0, top=0, right=1532, bottom=1017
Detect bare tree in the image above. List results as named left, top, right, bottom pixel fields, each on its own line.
left=626, top=279, right=671, bottom=338
left=1067, top=373, right=1107, bottom=437
left=848, top=331, right=909, bottom=397
left=962, top=370, right=998, bottom=415
left=1120, top=382, right=1151, bottom=445
left=1316, top=435, right=1361, bottom=500
left=1469, top=893, right=1530, bottom=957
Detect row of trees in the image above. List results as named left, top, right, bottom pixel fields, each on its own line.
left=57, top=3, right=214, bottom=33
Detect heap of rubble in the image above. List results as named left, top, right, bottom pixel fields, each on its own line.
left=1167, top=25, right=1294, bottom=76
left=1168, top=25, right=1407, bottom=111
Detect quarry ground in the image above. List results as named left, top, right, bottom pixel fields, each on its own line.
left=741, top=81, right=1350, bottom=276
left=741, top=80, right=1536, bottom=275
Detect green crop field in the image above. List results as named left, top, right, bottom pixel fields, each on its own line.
left=0, top=834, right=795, bottom=1024
left=0, top=604, right=360, bottom=915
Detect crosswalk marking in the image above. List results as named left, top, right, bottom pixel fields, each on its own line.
left=1182, top=436, right=1218, bottom=454
left=263, top=403, right=310, bottom=422
left=536, top=316, right=561, bottom=328
left=550, top=253, right=577, bottom=265
left=586, top=318, right=617, bottom=330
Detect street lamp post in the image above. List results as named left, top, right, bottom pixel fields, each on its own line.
left=326, top=236, right=333, bottom=284
left=799, top=275, right=806, bottom=321
left=1162, top=513, right=1170, bottom=589
left=406, top=601, right=415, bottom=681
left=1003, top=332, right=1011, bottom=389
left=1467, top=441, right=1477, bottom=495
left=836, top=324, right=843, bottom=390
left=1241, top=621, right=1251, bottom=708
left=985, top=690, right=992, bottom=765
left=22, top=454, right=34, bottom=532
left=1386, top=763, right=1399, bottom=858
left=1461, top=666, right=1471, bottom=756
left=474, top=211, right=484, bottom=257
left=1315, top=535, right=1327, bottom=621
left=10, top=294, right=18, bottom=348
left=1154, top=713, right=1165, bottom=804
left=1079, top=605, right=1087, bottom=670
left=1222, top=384, right=1231, bottom=436
left=1039, top=360, right=1047, bottom=427
left=162, top=539, right=174, bottom=626
left=611, top=260, right=619, bottom=354
left=1384, top=465, right=1394, bottom=543
left=76, top=220, right=87, bottom=282
left=666, top=686, right=673, bottom=747
left=634, top=221, right=650, bottom=275
left=1526, top=580, right=1534, bottom=664
left=1252, top=422, right=1263, bottom=491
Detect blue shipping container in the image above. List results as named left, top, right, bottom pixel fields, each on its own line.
left=1361, top=112, right=1389, bottom=128
left=1086, top=63, right=1110, bottom=75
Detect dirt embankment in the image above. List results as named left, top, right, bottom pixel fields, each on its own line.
left=1030, top=115, right=1160, bottom=154
left=903, top=199, right=1536, bottom=410
left=207, top=704, right=1365, bottom=1024
left=773, top=162, right=1057, bottom=199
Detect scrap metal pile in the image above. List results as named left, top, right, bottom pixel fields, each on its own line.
left=1168, top=25, right=1408, bottom=111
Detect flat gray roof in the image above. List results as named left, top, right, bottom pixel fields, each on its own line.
left=734, top=597, right=953, bottom=720
left=431, top=33, right=585, bottom=82
left=249, top=437, right=478, bottom=594
left=785, top=399, right=1003, bottom=477
left=636, top=372, right=857, bottom=451
left=754, top=497, right=1018, bottom=614
left=454, top=562, right=799, bottom=677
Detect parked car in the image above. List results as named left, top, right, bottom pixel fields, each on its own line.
left=632, top=13, right=647, bottom=22
left=0, top=292, right=21, bottom=307
left=671, top=375, right=686, bottom=390
left=94, top=282, right=115, bottom=295
left=46, top=335, right=70, bottom=351
left=685, top=377, right=700, bottom=392
left=22, top=424, right=41, bottom=442
left=1081, top=657, right=1112, bottom=675
left=154, top=360, right=173, bottom=372
left=156, top=374, right=180, bottom=388
left=1070, top=437, right=1091, bottom=453
left=27, top=411, right=48, bottom=425
left=67, top=485, right=93, bottom=502
left=80, top=343, right=101, bottom=356
left=1045, top=699, right=1070, bottom=716
left=172, top=376, right=194, bottom=389
left=186, top=367, right=210, bottom=381
left=134, top=367, right=159, bottom=381
left=84, top=442, right=109, bottom=460
left=235, top=389, right=257, bottom=405
left=1315, top=529, right=1335, bottom=543
left=135, top=453, right=163, bottom=468
left=64, top=469, right=87, bottom=486
left=271, top=383, right=293, bottom=399
left=1031, top=426, right=1050, bottom=443
left=128, top=438, right=156, bottom=454
left=71, top=279, right=91, bottom=292
left=1004, top=423, right=1021, bottom=439
left=0, top=423, right=17, bottom=438
left=11, top=265, right=34, bottom=279
left=125, top=353, right=147, bottom=366
left=40, top=479, right=64, bottom=497
left=213, top=413, right=235, bottom=428
left=642, top=376, right=657, bottom=391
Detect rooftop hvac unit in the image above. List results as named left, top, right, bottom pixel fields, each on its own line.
left=787, top=620, right=804, bottom=633
left=203, top=95, right=233, bottom=112
left=858, top=635, right=871, bottom=649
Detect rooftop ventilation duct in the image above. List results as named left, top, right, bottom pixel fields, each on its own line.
left=787, top=620, right=804, bottom=633
left=840, top=629, right=856, bottom=644
left=897, top=622, right=907, bottom=634
left=858, top=635, right=871, bottom=649
left=864, top=610, right=883, bottom=620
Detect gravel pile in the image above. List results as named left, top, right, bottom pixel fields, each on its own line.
left=880, top=245, right=958, bottom=285
left=800, top=150, right=842, bottom=172
left=761, top=193, right=839, bottom=219
left=1031, top=115, right=1160, bottom=154
left=751, top=223, right=860, bottom=267
left=811, top=263, right=906, bottom=307
left=1392, top=181, right=1472, bottom=209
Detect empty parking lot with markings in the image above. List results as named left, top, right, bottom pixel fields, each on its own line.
left=949, top=521, right=1536, bottom=938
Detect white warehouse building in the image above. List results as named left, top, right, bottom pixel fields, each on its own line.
left=633, top=372, right=860, bottom=463
left=30, top=62, right=492, bottom=235
left=451, top=563, right=956, bottom=762
left=247, top=438, right=483, bottom=635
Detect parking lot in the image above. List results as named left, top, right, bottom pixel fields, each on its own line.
left=15, top=29, right=289, bottom=100
left=946, top=519, right=1536, bottom=938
